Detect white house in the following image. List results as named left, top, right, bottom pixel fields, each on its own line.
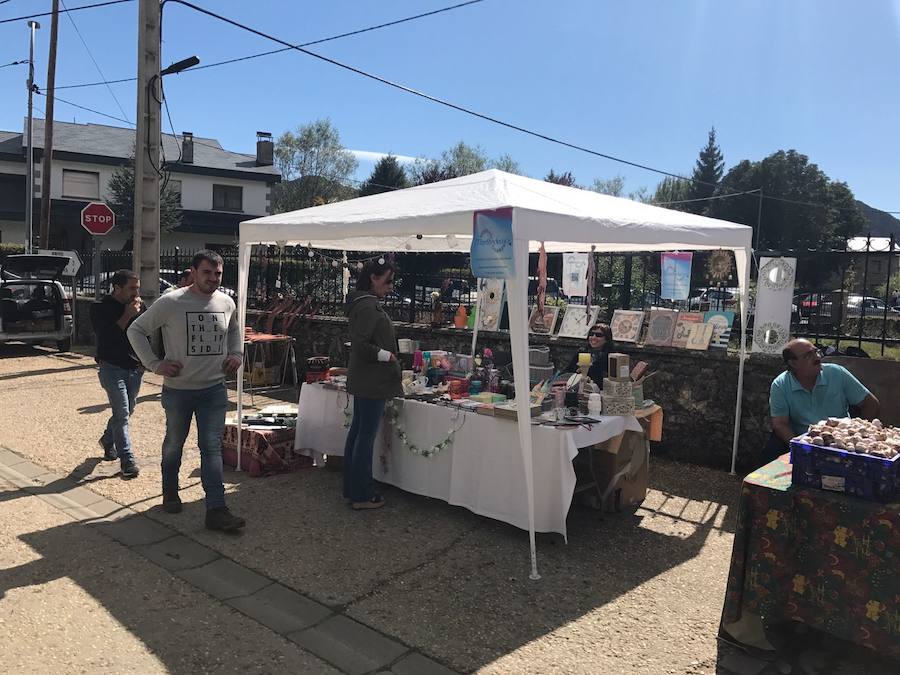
left=0, top=119, right=280, bottom=252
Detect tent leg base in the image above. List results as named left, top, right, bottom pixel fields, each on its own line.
left=529, top=573, right=541, bottom=581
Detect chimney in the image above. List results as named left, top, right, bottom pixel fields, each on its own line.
left=181, top=132, right=194, bottom=164
left=256, top=131, right=273, bottom=166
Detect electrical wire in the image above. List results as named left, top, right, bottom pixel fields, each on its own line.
left=59, top=0, right=131, bottom=124
left=56, top=0, right=484, bottom=91
left=36, top=89, right=132, bottom=125
left=0, top=0, right=134, bottom=25
left=0, top=59, right=27, bottom=68
left=651, top=189, right=759, bottom=206
left=161, top=0, right=715, bottom=189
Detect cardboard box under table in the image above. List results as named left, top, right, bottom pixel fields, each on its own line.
left=294, top=383, right=645, bottom=539
left=222, top=423, right=312, bottom=477
left=574, top=404, right=663, bottom=511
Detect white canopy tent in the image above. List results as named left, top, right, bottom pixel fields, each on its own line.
left=236, top=170, right=754, bottom=579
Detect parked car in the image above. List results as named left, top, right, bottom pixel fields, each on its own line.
left=688, top=288, right=737, bottom=311
left=816, top=295, right=900, bottom=318
left=0, top=254, right=74, bottom=352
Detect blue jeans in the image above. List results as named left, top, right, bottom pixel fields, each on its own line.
left=98, top=362, right=143, bottom=465
left=343, top=397, right=386, bottom=502
left=161, top=384, right=228, bottom=509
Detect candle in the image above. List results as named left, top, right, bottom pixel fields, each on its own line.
left=577, top=352, right=592, bottom=367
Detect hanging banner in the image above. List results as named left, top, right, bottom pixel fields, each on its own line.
left=471, top=207, right=515, bottom=279
left=562, top=252, right=589, bottom=297
left=660, top=252, right=692, bottom=300
left=752, top=257, right=797, bottom=355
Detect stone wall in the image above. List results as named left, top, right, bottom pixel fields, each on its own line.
left=250, top=310, right=785, bottom=472
left=72, top=299, right=787, bottom=471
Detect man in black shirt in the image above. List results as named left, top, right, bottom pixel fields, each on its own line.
left=90, top=270, right=144, bottom=478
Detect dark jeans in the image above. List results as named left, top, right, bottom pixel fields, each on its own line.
left=761, top=432, right=790, bottom=465
left=98, top=361, right=143, bottom=465
left=343, top=397, right=386, bottom=502
left=161, top=384, right=228, bottom=509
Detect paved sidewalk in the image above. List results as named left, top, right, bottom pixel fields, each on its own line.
left=0, top=448, right=456, bottom=675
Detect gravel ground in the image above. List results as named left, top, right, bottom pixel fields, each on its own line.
left=0, top=344, right=893, bottom=674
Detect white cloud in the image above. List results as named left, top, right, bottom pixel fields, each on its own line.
left=349, top=149, right=419, bottom=165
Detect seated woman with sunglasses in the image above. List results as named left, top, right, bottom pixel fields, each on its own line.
left=565, top=323, right=614, bottom=384
left=763, top=338, right=879, bottom=463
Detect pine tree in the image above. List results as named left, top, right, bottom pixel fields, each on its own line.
left=685, top=127, right=724, bottom=214
left=359, top=155, right=408, bottom=196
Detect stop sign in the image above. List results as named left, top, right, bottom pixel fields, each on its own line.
left=81, top=202, right=116, bottom=236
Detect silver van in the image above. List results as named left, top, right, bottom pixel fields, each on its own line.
left=0, top=255, right=74, bottom=352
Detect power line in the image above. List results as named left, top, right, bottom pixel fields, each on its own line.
left=55, top=0, right=484, bottom=91
left=59, top=0, right=130, bottom=124
left=651, top=189, right=759, bottom=206
left=38, top=90, right=132, bottom=125
left=0, top=0, right=134, bottom=25
left=0, top=59, right=27, bottom=67
left=162, top=0, right=715, bottom=189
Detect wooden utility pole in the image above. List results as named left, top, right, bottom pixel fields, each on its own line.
left=134, top=0, right=161, bottom=304
left=25, top=20, right=40, bottom=251
left=38, top=0, right=60, bottom=249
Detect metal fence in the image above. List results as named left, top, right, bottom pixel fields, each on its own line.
left=50, top=236, right=900, bottom=357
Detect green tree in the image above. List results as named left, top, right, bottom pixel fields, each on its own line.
left=652, top=176, right=692, bottom=210
left=106, top=158, right=182, bottom=234
left=706, top=150, right=866, bottom=251
left=273, top=119, right=358, bottom=211
left=491, top=153, right=521, bottom=174
left=359, top=155, right=408, bottom=196
left=591, top=175, right=626, bottom=196
left=409, top=141, right=525, bottom=185
left=684, top=127, right=725, bottom=214
left=544, top=169, right=577, bottom=187
left=591, top=175, right=649, bottom=201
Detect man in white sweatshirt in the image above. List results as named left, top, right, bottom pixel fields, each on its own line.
left=128, top=250, right=245, bottom=532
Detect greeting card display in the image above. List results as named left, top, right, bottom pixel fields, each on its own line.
left=556, top=304, right=600, bottom=339
left=528, top=305, right=560, bottom=335
left=704, top=310, right=735, bottom=349
left=645, top=308, right=677, bottom=347
left=610, top=309, right=645, bottom=343
left=686, top=322, right=715, bottom=350
left=672, top=312, right=703, bottom=348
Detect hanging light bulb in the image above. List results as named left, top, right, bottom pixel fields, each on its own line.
left=356, top=262, right=364, bottom=270
left=378, top=257, right=385, bottom=265
left=332, top=260, right=339, bottom=268
left=308, top=250, right=315, bottom=258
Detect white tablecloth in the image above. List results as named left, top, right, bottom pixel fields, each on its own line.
left=295, top=384, right=642, bottom=538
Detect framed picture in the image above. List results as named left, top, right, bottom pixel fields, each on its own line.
left=528, top=305, right=560, bottom=335
left=477, top=279, right=505, bottom=331
left=672, top=311, right=703, bottom=348
left=645, top=308, right=677, bottom=347
left=556, top=304, right=600, bottom=339
left=704, top=310, right=735, bottom=349
left=610, top=309, right=645, bottom=343
left=686, top=322, right=715, bottom=350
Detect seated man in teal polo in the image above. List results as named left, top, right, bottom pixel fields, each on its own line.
left=765, top=338, right=879, bottom=462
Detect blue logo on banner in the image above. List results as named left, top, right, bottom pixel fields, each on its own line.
left=471, top=208, right=515, bottom=279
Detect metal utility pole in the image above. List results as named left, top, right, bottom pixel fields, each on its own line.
left=134, top=0, right=161, bottom=305
left=38, top=0, right=59, bottom=250
left=25, top=20, right=40, bottom=251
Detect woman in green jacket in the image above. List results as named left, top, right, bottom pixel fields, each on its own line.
left=343, top=259, right=402, bottom=510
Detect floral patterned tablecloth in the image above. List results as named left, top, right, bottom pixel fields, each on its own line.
left=721, top=453, right=900, bottom=659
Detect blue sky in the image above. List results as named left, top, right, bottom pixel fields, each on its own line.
left=2, top=0, right=899, bottom=211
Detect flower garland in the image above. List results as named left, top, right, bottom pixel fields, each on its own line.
left=340, top=396, right=462, bottom=458
left=384, top=400, right=463, bottom=458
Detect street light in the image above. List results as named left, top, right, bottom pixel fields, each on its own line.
left=25, top=20, right=40, bottom=252
left=160, top=55, right=199, bottom=76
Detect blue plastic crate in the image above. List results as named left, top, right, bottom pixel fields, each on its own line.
left=789, top=439, right=899, bottom=502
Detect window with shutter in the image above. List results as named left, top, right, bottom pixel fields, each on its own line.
left=62, top=170, right=100, bottom=200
